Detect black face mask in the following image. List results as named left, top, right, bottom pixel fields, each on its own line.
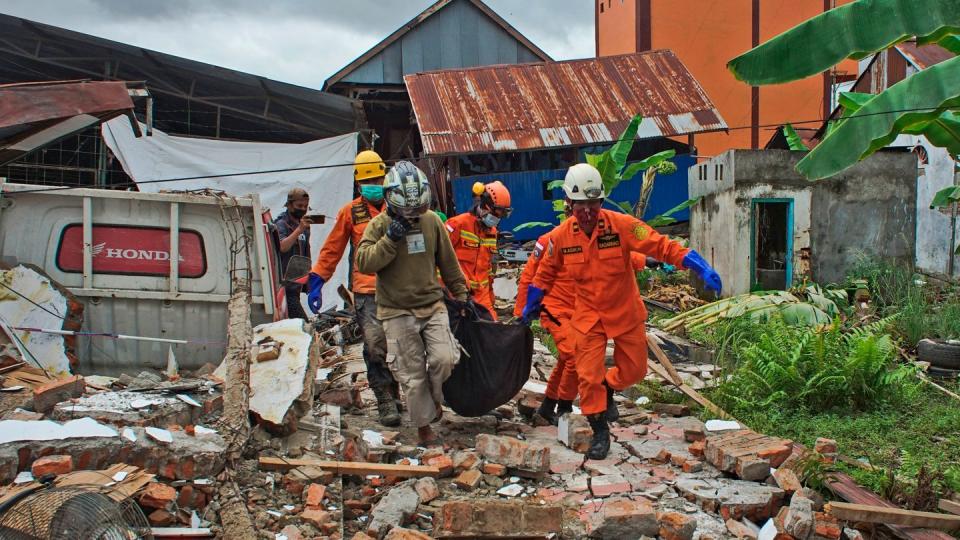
left=289, top=208, right=306, bottom=219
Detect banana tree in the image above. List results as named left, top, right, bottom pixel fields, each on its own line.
left=727, top=0, right=960, bottom=180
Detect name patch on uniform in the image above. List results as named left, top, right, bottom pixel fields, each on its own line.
left=463, top=240, right=480, bottom=249
left=351, top=204, right=371, bottom=225
left=597, top=233, right=621, bottom=249
left=560, top=246, right=583, bottom=255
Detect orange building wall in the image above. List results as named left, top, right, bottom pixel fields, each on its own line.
left=596, top=0, right=858, bottom=160
left=597, top=0, right=637, bottom=57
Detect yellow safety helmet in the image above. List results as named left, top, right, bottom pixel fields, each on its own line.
left=354, top=150, right=386, bottom=182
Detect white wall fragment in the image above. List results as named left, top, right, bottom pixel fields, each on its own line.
left=0, top=417, right=118, bottom=444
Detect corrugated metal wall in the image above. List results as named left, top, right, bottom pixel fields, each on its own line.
left=343, top=0, right=542, bottom=85
left=452, top=155, right=696, bottom=242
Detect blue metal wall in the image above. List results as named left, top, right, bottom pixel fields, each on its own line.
left=452, top=154, right=696, bottom=242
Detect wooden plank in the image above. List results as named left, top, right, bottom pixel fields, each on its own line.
left=939, top=499, right=960, bottom=516
left=150, top=528, right=214, bottom=538
left=826, top=502, right=960, bottom=530
left=259, top=457, right=440, bottom=478
left=646, top=358, right=734, bottom=421
left=826, top=473, right=954, bottom=540
left=647, top=335, right=684, bottom=385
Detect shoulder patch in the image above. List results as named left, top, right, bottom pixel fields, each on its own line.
left=446, top=223, right=455, bottom=233
left=633, top=223, right=649, bottom=241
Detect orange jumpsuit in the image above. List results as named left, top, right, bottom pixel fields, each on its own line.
left=531, top=209, right=689, bottom=415
left=311, top=197, right=382, bottom=293
left=517, top=232, right=648, bottom=403
left=446, top=212, right=498, bottom=320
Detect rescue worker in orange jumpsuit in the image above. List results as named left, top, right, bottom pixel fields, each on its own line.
left=520, top=163, right=722, bottom=459
left=515, top=223, right=657, bottom=426
left=307, top=150, right=402, bottom=427
left=445, top=181, right=512, bottom=320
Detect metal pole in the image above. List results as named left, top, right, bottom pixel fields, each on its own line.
left=145, top=96, right=154, bottom=136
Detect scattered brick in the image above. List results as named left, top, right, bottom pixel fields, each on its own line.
left=814, top=438, right=837, bottom=454
left=414, top=477, right=439, bottom=503
left=659, top=510, right=697, bottom=540
left=482, top=463, right=506, bottom=476
left=280, top=525, right=305, bottom=540
left=813, top=511, right=842, bottom=540
left=772, top=468, right=802, bottom=495
left=591, top=474, right=631, bottom=497
left=32, top=374, right=85, bottom=413
left=453, top=469, right=482, bottom=491
left=725, top=518, right=759, bottom=539
left=177, top=485, right=195, bottom=508
left=452, top=451, right=480, bottom=472
left=384, top=528, right=432, bottom=540
left=304, top=483, right=326, bottom=507
left=139, top=482, right=177, bottom=510
left=783, top=495, right=815, bottom=540
left=651, top=403, right=690, bottom=416
left=30, top=455, right=73, bottom=477
left=475, top=434, right=550, bottom=477
left=655, top=448, right=672, bottom=463
left=424, top=454, right=454, bottom=477
left=682, top=459, right=704, bottom=473
left=582, top=498, right=658, bottom=538
left=283, top=466, right=334, bottom=495
left=301, top=508, right=331, bottom=528
left=689, top=439, right=706, bottom=458
left=684, top=426, right=706, bottom=442
left=147, top=509, right=175, bottom=526
left=318, top=387, right=362, bottom=408
left=435, top=500, right=562, bottom=538
left=670, top=453, right=688, bottom=467
left=704, top=430, right=793, bottom=480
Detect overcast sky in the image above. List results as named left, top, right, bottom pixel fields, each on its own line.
left=1, top=0, right=594, bottom=89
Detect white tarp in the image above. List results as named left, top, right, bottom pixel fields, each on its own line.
left=102, top=118, right=357, bottom=312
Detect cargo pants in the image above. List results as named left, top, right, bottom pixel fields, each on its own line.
left=354, top=293, right=395, bottom=390
left=383, top=306, right=460, bottom=428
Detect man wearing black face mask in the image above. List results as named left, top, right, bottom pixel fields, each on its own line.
left=274, top=187, right=312, bottom=320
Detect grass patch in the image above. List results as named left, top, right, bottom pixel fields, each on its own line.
left=718, top=381, right=960, bottom=507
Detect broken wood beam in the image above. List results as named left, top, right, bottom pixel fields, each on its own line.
left=939, top=499, right=960, bottom=516
left=151, top=528, right=214, bottom=538
left=258, top=457, right=440, bottom=478
left=646, top=334, right=684, bottom=385
left=826, top=502, right=960, bottom=530
left=645, top=353, right=734, bottom=421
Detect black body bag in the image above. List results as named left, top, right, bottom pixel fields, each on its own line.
left=442, top=299, right=533, bottom=417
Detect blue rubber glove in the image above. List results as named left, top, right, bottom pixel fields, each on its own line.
left=682, top=250, right=722, bottom=294
left=307, top=273, right=324, bottom=314
left=520, top=285, right=546, bottom=325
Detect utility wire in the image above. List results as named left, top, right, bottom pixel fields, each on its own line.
left=3, top=104, right=956, bottom=196
left=0, top=281, right=65, bottom=320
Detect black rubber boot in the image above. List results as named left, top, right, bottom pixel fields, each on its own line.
left=533, top=397, right=558, bottom=426
left=556, top=399, right=574, bottom=417
left=373, top=386, right=401, bottom=427
left=390, top=381, right=404, bottom=412
left=586, top=414, right=611, bottom=460
left=604, top=382, right=620, bottom=423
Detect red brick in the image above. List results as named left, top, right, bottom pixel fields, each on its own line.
left=414, top=477, right=439, bottom=503
left=772, top=468, right=802, bottom=494
left=814, top=512, right=842, bottom=540
left=688, top=439, right=706, bottom=458
left=148, top=509, right=175, bottom=526
left=684, top=427, right=706, bottom=442
left=682, top=460, right=703, bottom=473
left=725, top=518, right=759, bottom=539
left=452, top=451, right=480, bottom=471
left=351, top=533, right=375, bottom=540
left=424, top=455, right=454, bottom=477
left=31, top=455, right=73, bottom=477
left=659, top=511, right=697, bottom=540
left=32, top=375, right=84, bottom=413
left=304, top=483, right=326, bottom=507
left=202, top=394, right=223, bottom=415
left=582, top=498, right=658, bottom=538
left=436, top=500, right=562, bottom=537
left=453, top=469, right=481, bottom=491
left=384, top=528, right=432, bottom=539
left=140, top=482, right=177, bottom=510
left=177, top=485, right=195, bottom=508
left=814, top=438, right=837, bottom=454
left=280, top=525, right=305, bottom=540
left=482, top=463, right=506, bottom=476
left=756, top=444, right=793, bottom=468
left=591, top=475, right=631, bottom=497
left=655, top=448, right=672, bottom=463
left=475, top=434, right=550, bottom=477
left=301, top=508, right=331, bottom=528
left=670, top=453, right=688, bottom=467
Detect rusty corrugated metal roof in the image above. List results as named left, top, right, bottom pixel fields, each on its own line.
left=895, top=41, right=953, bottom=70
left=404, top=50, right=727, bottom=156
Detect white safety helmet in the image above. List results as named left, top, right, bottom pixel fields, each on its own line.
left=563, top=163, right=605, bottom=201
left=383, top=161, right=432, bottom=218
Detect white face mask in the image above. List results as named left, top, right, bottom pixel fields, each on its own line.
left=480, top=212, right=501, bottom=228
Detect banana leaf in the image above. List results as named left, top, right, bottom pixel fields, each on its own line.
left=939, top=34, right=960, bottom=54
left=546, top=179, right=565, bottom=191
left=779, top=303, right=832, bottom=326
left=552, top=199, right=566, bottom=212
left=796, top=55, right=960, bottom=179
left=646, top=197, right=701, bottom=227
left=783, top=124, right=808, bottom=151
left=513, top=222, right=554, bottom=232
left=842, top=92, right=960, bottom=155
left=931, top=186, right=960, bottom=208
left=622, top=149, right=676, bottom=180
left=727, top=0, right=960, bottom=85
left=608, top=115, right=643, bottom=173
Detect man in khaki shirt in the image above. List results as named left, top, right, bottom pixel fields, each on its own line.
left=356, top=161, right=468, bottom=446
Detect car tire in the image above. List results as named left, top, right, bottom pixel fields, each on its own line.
left=918, top=339, right=960, bottom=370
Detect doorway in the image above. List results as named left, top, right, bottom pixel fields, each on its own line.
left=751, top=199, right=793, bottom=290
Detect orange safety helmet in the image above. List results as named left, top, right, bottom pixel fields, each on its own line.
left=472, top=180, right=512, bottom=216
